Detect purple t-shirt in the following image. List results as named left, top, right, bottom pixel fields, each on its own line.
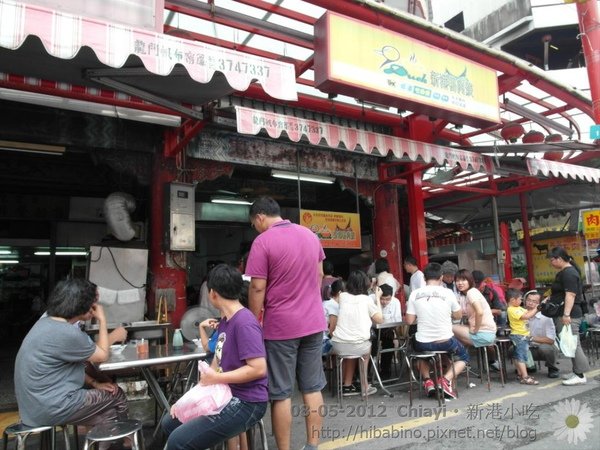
left=215, top=308, right=268, bottom=402
left=245, top=219, right=327, bottom=340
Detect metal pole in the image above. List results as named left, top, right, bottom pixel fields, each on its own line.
left=492, top=196, right=504, bottom=282
left=296, top=150, right=302, bottom=213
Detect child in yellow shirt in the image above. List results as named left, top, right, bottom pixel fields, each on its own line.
left=506, top=288, right=539, bottom=385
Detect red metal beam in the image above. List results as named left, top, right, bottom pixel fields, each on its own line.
left=234, top=0, right=317, bottom=25
left=164, top=119, right=210, bottom=158
left=165, top=1, right=314, bottom=49
left=520, top=192, right=536, bottom=289
left=163, top=25, right=293, bottom=62
left=577, top=0, right=600, bottom=122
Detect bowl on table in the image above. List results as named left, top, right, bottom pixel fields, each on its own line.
left=110, top=344, right=127, bottom=354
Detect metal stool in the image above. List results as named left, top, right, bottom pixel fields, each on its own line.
left=83, top=420, right=144, bottom=450
left=408, top=353, right=443, bottom=406
left=3, top=423, right=71, bottom=450
left=430, top=350, right=459, bottom=399
left=335, top=354, right=371, bottom=406
left=475, top=343, right=504, bottom=391
left=495, top=337, right=512, bottom=381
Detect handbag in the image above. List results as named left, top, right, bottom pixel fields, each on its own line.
left=540, top=298, right=564, bottom=318
left=171, top=361, right=232, bottom=423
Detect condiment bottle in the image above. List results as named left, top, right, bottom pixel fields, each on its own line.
left=173, top=329, right=184, bottom=349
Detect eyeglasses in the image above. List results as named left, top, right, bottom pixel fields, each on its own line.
left=524, top=289, right=540, bottom=301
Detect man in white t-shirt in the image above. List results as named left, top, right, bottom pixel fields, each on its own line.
left=404, top=256, right=425, bottom=292
left=406, top=262, right=468, bottom=400
left=371, top=283, right=403, bottom=379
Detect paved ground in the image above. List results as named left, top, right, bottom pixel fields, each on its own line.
left=3, top=357, right=599, bottom=450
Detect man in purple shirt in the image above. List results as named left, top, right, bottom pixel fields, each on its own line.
left=246, top=197, right=326, bottom=450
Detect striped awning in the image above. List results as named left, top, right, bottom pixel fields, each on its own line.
left=527, top=158, right=600, bottom=184
left=235, top=106, right=493, bottom=173
left=0, top=0, right=297, bottom=103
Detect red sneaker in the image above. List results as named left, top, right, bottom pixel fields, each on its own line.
left=438, top=377, right=456, bottom=399
left=423, top=378, right=436, bottom=397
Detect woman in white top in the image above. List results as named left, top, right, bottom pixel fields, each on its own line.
left=331, top=271, right=383, bottom=395
left=452, top=269, right=497, bottom=347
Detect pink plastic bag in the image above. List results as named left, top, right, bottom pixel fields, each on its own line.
left=171, top=361, right=232, bottom=423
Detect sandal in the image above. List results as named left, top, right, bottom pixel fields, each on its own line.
left=519, top=376, right=539, bottom=385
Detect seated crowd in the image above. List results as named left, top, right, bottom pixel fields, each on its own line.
left=13, top=245, right=590, bottom=450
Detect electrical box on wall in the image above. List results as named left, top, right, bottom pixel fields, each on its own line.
left=167, top=182, right=195, bottom=251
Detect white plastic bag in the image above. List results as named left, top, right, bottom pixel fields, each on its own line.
left=170, top=361, right=232, bottom=423
left=557, top=324, right=577, bottom=358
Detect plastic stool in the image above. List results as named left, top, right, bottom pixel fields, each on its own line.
left=83, top=420, right=144, bottom=450
left=3, top=423, right=71, bottom=450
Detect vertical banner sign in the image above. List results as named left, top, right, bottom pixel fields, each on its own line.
left=300, top=209, right=361, bottom=249
left=582, top=210, right=600, bottom=239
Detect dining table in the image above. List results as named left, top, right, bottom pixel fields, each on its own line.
left=98, top=342, right=207, bottom=414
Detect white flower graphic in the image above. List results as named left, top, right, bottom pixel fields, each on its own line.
left=550, top=398, right=594, bottom=444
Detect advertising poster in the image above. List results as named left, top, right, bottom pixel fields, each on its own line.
left=531, top=235, right=600, bottom=285
left=300, top=209, right=361, bottom=249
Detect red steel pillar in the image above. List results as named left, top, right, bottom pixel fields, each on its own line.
left=405, top=164, right=428, bottom=268
left=577, top=0, right=600, bottom=122
left=373, top=165, right=403, bottom=302
left=520, top=193, right=536, bottom=288
left=500, top=222, right=513, bottom=283
left=148, top=136, right=187, bottom=328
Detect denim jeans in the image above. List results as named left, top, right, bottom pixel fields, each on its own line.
left=161, top=397, right=267, bottom=450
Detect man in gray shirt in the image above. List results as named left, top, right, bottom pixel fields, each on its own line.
left=524, top=290, right=559, bottom=378
left=15, top=278, right=128, bottom=427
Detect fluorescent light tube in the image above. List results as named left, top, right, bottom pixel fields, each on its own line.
left=271, top=170, right=335, bottom=184
left=0, top=260, right=19, bottom=264
left=0, top=250, right=11, bottom=255
left=211, top=197, right=252, bottom=205
left=34, top=251, right=88, bottom=256
left=0, top=140, right=65, bottom=155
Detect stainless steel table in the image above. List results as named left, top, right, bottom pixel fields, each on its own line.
left=99, top=343, right=207, bottom=413
left=85, top=321, right=171, bottom=335
left=372, top=321, right=410, bottom=396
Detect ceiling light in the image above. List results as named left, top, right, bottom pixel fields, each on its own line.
left=0, top=140, right=65, bottom=155
left=271, top=170, right=335, bottom=184
left=34, top=251, right=88, bottom=256
left=0, top=88, right=182, bottom=127
left=0, top=250, right=12, bottom=255
left=0, top=260, right=19, bottom=264
left=210, top=197, right=252, bottom=205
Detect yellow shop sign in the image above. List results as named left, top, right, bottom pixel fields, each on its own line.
left=300, top=209, right=361, bottom=249
left=314, top=12, right=500, bottom=127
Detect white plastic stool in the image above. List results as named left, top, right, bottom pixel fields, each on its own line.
left=83, top=420, right=144, bottom=450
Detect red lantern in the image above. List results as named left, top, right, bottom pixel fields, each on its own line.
left=500, top=122, right=525, bottom=143
left=521, top=130, right=545, bottom=144
left=544, top=151, right=564, bottom=161
left=545, top=133, right=563, bottom=143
